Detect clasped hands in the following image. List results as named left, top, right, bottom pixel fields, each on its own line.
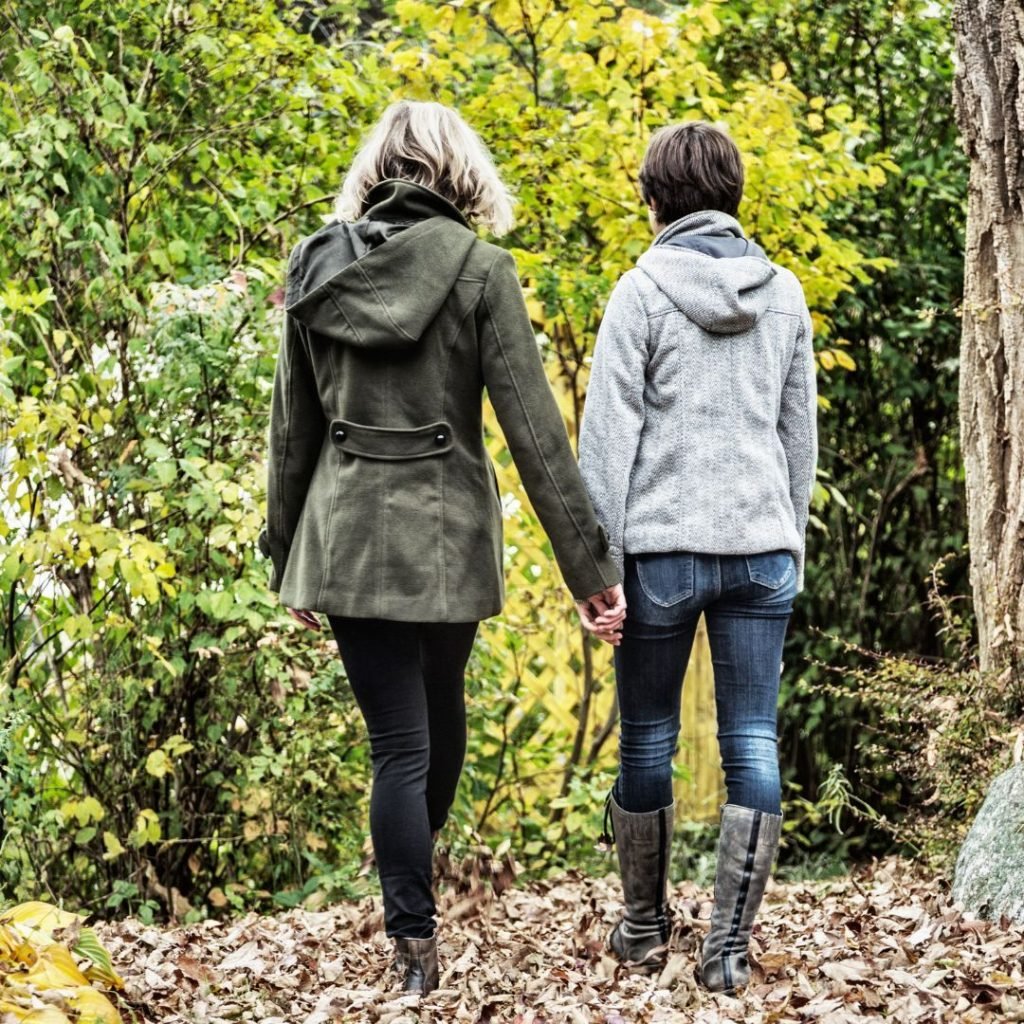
left=576, top=583, right=627, bottom=647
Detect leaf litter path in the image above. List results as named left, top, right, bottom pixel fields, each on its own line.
left=96, top=857, right=1023, bottom=1024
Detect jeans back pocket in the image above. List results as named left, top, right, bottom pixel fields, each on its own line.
left=635, top=552, right=695, bottom=608
left=744, top=550, right=796, bottom=589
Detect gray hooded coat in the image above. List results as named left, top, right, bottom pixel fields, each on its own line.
left=578, top=210, right=818, bottom=590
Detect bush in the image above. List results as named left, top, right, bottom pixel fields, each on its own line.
left=1, top=0, right=893, bottom=920
left=812, top=557, right=1022, bottom=866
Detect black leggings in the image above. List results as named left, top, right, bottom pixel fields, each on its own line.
left=326, top=615, right=479, bottom=939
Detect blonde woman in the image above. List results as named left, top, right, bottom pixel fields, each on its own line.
left=258, top=100, right=625, bottom=994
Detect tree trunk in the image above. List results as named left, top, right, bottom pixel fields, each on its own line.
left=953, top=0, right=1024, bottom=681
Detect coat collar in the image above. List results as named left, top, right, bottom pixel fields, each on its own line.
left=361, top=178, right=471, bottom=229
left=652, top=209, right=745, bottom=244
left=651, top=209, right=767, bottom=261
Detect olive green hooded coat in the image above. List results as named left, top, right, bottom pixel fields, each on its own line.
left=258, top=180, right=619, bottom=621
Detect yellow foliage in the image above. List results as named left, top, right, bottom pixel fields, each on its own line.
left=0, top=1007, right=73, bottom=1024
left=0, top=903, right=81, bottom=946
left=65, top=987, right=122, bottom=1024
left=378, top=0, right=891, bottom=349
left=0, top=903, right=123, bottom=1024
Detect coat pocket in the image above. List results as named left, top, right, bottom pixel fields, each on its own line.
left=329, top=418, right=454, bottom=460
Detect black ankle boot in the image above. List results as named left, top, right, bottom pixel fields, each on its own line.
left=393, top=935, right=439, bottom=994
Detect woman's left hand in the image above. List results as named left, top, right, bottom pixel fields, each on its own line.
left=287, top=607, right=322, bottom=630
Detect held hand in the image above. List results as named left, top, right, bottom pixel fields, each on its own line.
left=576, top=583, right=627, bottom=646
left=287, top=607, right=322, bottom=630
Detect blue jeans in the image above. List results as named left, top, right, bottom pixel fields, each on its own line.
left=613, top=549, right=797, bottom=816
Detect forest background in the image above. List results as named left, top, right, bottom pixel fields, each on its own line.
left=1, top=0, right=1005, bottom=927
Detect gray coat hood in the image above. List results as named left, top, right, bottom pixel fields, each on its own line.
left=636, top=210, right=776, bottom=335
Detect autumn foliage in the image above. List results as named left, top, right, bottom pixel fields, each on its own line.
left=0, top=0, right=897, bottom=920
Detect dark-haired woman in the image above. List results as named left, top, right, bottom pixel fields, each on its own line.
left=579, top=120, right=818, bottom=994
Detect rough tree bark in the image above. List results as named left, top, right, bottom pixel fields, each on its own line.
left=953, top=0, right=1024, bottom=682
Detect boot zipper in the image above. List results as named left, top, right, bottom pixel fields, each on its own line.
left=597, top=790, right=616, bottom=849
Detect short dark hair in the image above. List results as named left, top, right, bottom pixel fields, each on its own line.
left=638, top=121, right=744, bottom=224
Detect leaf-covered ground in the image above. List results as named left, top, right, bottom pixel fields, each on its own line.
left=95, top=856, right=1023, bottom=1023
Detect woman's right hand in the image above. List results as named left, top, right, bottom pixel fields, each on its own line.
left=576, top=583, right=627, bottom=646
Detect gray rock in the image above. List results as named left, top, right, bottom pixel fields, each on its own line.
left=952, top=762, right=1024, bottom=924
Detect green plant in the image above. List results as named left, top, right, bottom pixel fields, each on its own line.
left=1, top=0, right=904, bottom=919
left=814, top=563, right=1022, bottom=866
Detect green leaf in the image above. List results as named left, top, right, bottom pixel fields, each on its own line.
left=145, top=749, right=171, bottom=778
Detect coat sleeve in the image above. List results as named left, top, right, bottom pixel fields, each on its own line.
left=258, top=249, right=324, bottom=594
left=777, top=303, right=819, bottom=592
left=478, top=249, right=621, bottom=601
left=577, top=273, right=649, bottom=577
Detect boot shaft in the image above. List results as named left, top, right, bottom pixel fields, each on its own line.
left=394, top=935, right=439, bottom=994
left=609, top=794, right=675, bottom=916
left=701, top=803, right=782, bottom=994
left=606, top=792, right=675, bottom=965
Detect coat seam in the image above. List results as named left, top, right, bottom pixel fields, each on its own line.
left=484, top=253, right=608, bottom=588
left=272, top=251, right=306, bottom=581
left=439, top=447, right=447, bottom=618
left=440, top=284, right=484, bottom=618
left=626, top=276, right=660, bottom=551
left=729, top=326, right=738, bottom=540
left=380, top=359, right=391, bottom=616
left=308, top=321, right=336, bottom=608
left=327, top=289, right=365, bottom=344
left=790, top=320, right=813, bottom=533
left=355, top=263, right=416, bottom=342
left=315, top=445, right=340, bottom=611
left=642, top=304, right=802, bottom=324
left=326, top=325, right=341, bottom=401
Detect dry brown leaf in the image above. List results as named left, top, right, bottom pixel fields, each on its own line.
left=820, top=958, right=873, bottom=983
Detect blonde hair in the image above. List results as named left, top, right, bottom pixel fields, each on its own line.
left=335, top=100, right=515, bottom=237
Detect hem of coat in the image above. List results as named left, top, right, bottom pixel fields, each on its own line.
left=276, top=587, right=504, bottom=623
left=622, top=531, right=803, bottom=564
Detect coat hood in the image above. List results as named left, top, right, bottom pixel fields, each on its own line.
left=284, top=179, right=477, bottom=348
left=635, top=210, right=777, bottom=335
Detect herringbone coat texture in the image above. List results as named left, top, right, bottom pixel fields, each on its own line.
left=578, top=210, right=818, bottom=591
